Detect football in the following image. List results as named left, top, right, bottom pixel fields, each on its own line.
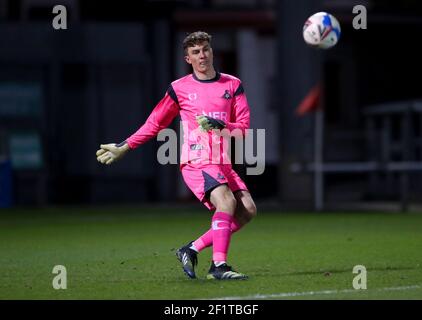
left=303, top=12, right=341, bottom=49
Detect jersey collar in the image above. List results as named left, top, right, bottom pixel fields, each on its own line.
left=192, top=71, right=221, bottom=83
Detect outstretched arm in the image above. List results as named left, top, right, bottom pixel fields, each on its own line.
left=125, top=88, right=180, bottom=149
left=226, top=83, right=250, bottom=136
left=96, top=87, right=179, bottom=165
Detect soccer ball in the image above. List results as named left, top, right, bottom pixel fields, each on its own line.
left=303, top=12, right=341, bottom=49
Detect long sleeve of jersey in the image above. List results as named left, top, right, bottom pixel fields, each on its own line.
left=126, top=88, right=179, bottom=149
left=226, top=83, right=250, bottom=137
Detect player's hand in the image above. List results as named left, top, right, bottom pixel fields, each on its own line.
left=196, top=115, right=226, bottom=132
left=96, top=142, right=130, bottom=165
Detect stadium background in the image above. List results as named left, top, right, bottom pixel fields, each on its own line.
left=1, top=0, right=422, bottom=300
left=0, top=0, right=421, bottom=210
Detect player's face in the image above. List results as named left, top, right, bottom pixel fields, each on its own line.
left=185, top=41, right=214, bottom=75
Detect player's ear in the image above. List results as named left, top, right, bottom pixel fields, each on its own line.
left=185, top=55, right=191, bottom=65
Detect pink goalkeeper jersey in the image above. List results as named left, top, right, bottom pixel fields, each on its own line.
left=125, top=72, right=250, bottom=166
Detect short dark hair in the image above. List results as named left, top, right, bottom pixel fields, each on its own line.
left=183, top=31, right=212, bottom=55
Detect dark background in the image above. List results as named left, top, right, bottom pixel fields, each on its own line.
left=0, top=0, right=421, bottom=211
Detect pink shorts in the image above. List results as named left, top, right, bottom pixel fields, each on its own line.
left=181, top=163, right=248, bottom=211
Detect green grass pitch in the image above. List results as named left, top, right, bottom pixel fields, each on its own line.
left=0, top=206, right=421, bottom=299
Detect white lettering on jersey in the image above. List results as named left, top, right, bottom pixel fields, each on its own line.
left=202, top=111, right=228, bottom=122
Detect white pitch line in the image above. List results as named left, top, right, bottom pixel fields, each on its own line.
left=210, top=285, right=421, bottom=300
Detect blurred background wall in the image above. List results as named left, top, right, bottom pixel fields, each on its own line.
left=0, top=0, right=421, bottom=210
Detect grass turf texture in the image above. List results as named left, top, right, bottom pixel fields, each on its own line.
left=0, top=207, right=421, bottom=299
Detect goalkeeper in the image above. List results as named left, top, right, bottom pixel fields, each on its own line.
left=96, top=31, right=256, bottom=280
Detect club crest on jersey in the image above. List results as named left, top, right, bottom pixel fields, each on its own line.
left=188, top=93, right=197, bottom=101
left=222, top=90, right=232, bottom=100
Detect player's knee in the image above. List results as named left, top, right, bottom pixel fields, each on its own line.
left=211, top=185, right=237, bottom=213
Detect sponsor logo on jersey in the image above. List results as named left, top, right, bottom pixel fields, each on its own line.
left=201, top=111, right=228, bottom=122
left=190, top=144, right=204, bottom=150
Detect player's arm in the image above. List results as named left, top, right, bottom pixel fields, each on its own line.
left=225, top=83, right=250, bottom=137
left=96, top=87, right=179, bottom=165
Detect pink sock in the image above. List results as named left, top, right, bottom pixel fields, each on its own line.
left=230, top=219, right=242, bottom=233
left=192, top=229, right=213, bottom=252
left=211, top=212, right=233, bottom=262
left=193, top=219, right=243, bottom=252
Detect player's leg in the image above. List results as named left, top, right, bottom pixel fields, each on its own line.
left=176, top=164, right=228, bottom=279
left=191, top=171, right=256, bottom=252
left=190, top=215, right=242, bottom=253
left=176, top=184, right=235, bottom=279
left=208, top=184, right=237, bottom=265
left=223, top=164, right=256, bottom=232
left=206, top=184, right=248, bottom=280
left=176, top=164, right=248, bottom=279
left=209, top=184, right=237, bottom=214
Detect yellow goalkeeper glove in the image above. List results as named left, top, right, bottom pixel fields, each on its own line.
left=196, top=115, right=226, bottom=132
left=96, top=141, right=130, bottom=165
